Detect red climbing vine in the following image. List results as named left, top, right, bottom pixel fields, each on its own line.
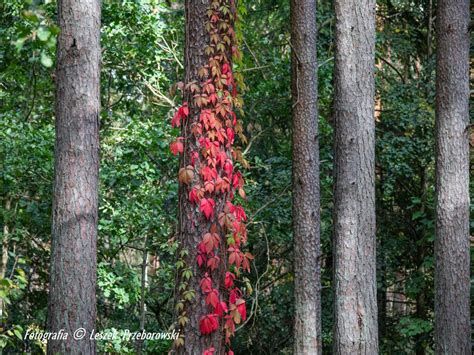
left=170, top=1, right=251, bottom=354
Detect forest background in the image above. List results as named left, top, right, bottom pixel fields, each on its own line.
left=0, top=0, right=473, bottom=353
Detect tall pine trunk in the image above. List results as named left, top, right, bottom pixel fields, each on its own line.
left=47, top=0, right=101, bottom=353
left=290, top=0, right=321, bottom=353
left=434, top=0, right=470, bottom=353
left=332, top=0, right=378, bottom=353
left=176, top=0, right=230, bottom=353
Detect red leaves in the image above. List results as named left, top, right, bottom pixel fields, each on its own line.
left=189, top=186, right=202, bottom=204
left=215, top=101, right=230, bottom=117
left=200, top=109, right=216, bottom=130
left=229, top=111, right=237, bottom=125
left=224, top=315, right=235, bottom=340
left=225, top=272, right=235, bottom=289
left=218, top=211, right=234, bottom=229
left=170, top=137, right=184, bottom=155
left=229, top=288, right=240, bottom=305
left=203, top=80, right=215, bottom=95
left=215, top=176, right=230, bottom=194
left=227, top=249, right=253, bottom=272
left=215, top=301, right=228, bottom=317
left=200, top=273, right=212, bottom=293
left=191, top=151, right=200, bottom=166
left=200, top=198, right=215, bottom=219
left=242, top=252, right=254, bottom=273
left=207, top=254, right=220, bottom=271
left=228, top=247, right=242, bottom=268
left=173, top=3, right=251, bottom=348
left=232, top=221, right=247, bottom=245
left=171, top=102, right=189, bottom=128
left=191, top=122, right=203, bottom=137
left=202, top=232, right=220, bottom=253
left=205, top=288, right=220, bottom=309
left=223, top=159, right=233, bottom=177
left=171, top=113, right=181, bottom=128
left=199, top=137, right=220, bottom=157
left=197, top=253, right=206, bottom=268
left=201, top=166, right=218, bottom=181
left=204, top=181, right=215, bottom=193
left=177, top=103, right=189, bottom=123
left=214, top=128, right=227, bottom=144
left=226, top=127, right=235, bottom=145
left=217, top=150, right=228, bottom=167
left=222, top=62, right=231, bottom=74
left=236, top=299, right=247, bottom=321
left=208, top=92, right=218, bottom=105
left=200, top=314, right=219, bottom=335
left=235, top=205, right=247, bottom=221
left=231, top=203, right=246, bottom=222
left=225, top=201, right=247, bottom=222
left=228, top=297, right=246, bottom=325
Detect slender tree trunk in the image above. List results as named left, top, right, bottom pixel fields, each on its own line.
left=0, top=198, right=11, bottom=322
left=290, top=0, right=321, bottom=353
left=47, top=0, right=101, bottom=353
left=136, top=236, right=148, bottom=355
left=0, top=199, right=11, bottom=280
left=332, top=0, right=378, bottom=353
left=426, top=0, right=433, bottom=57
left=434, top=0, right=470, bottom=353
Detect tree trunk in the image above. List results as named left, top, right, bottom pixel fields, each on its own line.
left=434, top=0, right=470, bottom=353
left=176, top=0, right=226, bottom=353
left=332, top=0, right=378, bottom=353
left=290, top=0, right=321, bottom=353
left=136, top=235, right=148, bottom=355
left=47, top=0, right=101, bottom=353
left=0, top=198, right=11, bottom=322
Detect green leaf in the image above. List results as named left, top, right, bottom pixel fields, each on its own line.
left=40, top=53, right=53, bottom=68
left=13, top=329, right=22, bottom=340
left=37, top=27, right=50, bottom=41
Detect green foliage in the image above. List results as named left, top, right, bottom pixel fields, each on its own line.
left=1, top=0, right=180, bottom=352
left=0, top=0, right=460, bottom=353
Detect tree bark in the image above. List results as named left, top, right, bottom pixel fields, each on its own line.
left=434, top=0, right=470, bottom=353
left=332, top=0, right=378, bottom=353
left=0, top=198, right=11, bottom=323
left=136, top=235, right=148, bottom=355
left=290, top=0, right=321, bottom=353
left=176, top=1, right=224, bottom=353
left=47, top=0, right=101, bottom=353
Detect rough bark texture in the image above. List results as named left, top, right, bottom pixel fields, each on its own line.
left=434, top=0, right=470, bottom=353
left=176, top=1, right=224, bottom=353
left=332, top=0, right=378, bottom=353
left=47, top=0, right=101, bottom=353
left=0, top=199, right=11, bottom=321
left=290, top=0, right=321, bottom=353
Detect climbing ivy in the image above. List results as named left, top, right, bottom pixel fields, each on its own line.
left=169, top=1, right=251, bottom=354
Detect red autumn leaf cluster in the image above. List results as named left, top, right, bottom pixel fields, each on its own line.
left=171, top=102, right=189, bottom=128
left=170, top=137, right=184, bottom=156
left=200, top=198, right=215, bottom=220
left=199, top=314, right=219, bottom=335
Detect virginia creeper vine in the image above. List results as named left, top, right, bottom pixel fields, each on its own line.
left=170, top=1, right=251, bottom=354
